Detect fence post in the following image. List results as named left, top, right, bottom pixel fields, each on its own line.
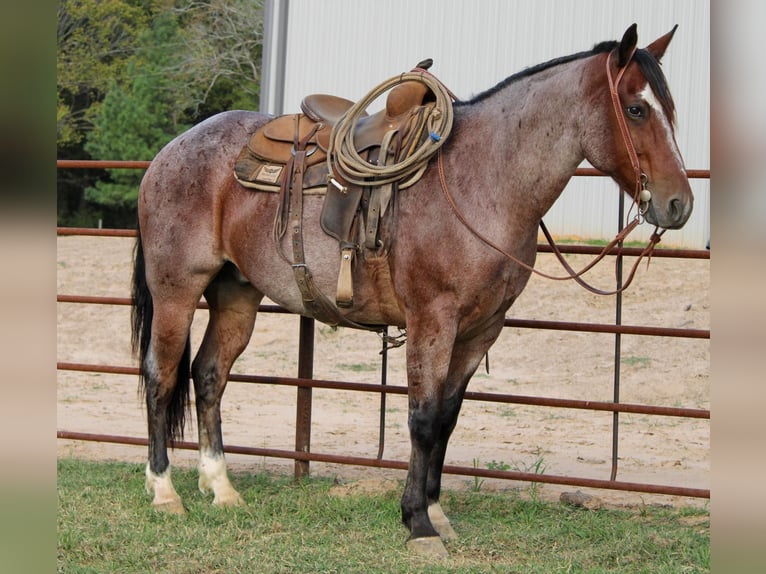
left=294, top=316, right=315, bottom=479
left=610, top=192, right=625, bottom=481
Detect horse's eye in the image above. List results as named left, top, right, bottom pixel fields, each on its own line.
left=626, top=105, right=645, bottom=119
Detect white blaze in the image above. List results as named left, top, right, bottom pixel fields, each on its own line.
left=639, top=83, right=685, bottom=170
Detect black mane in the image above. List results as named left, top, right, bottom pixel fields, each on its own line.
left=458, top=39, right=675, bottom=122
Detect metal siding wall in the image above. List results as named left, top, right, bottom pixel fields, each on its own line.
left=280, top=0, right=709, bottom=247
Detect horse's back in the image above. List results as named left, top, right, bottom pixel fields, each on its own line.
left=141, top=109, right=270, bottom=218
left=142, top=110, right=269, bottom=191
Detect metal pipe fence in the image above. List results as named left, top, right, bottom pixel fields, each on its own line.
left=57, top=160, right=710, bottom=499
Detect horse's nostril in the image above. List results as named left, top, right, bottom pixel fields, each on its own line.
left=669, top=198, right=682, bottom=221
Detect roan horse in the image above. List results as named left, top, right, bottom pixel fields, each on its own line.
left=132, top=25, right=692, bottom=556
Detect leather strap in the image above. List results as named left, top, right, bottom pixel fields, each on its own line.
left=606, top=48, right=643, bottom=205
left=438, top=139, right=661, bottom=295
left=365, top=130, right=397, bottom=249
left=277, top=117, right=382, bottom=330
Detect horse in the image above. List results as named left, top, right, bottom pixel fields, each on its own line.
left=131, top=24, right=692, bottom=557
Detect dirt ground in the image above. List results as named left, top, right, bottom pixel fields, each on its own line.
left=56, top=235, right=709, bottom=509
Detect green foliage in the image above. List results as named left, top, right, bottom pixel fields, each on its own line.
left=486, top=459, right=511, bottom=471
left=57, top=0, right=265, bottom=224
left=57, top=0, right=152, bottom=147
left=176, top=0, right=264, bottom=115
left=84, top=13, right=189, bottom=209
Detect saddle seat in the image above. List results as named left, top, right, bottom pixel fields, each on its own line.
left=300, top=80, right=432, bottom=152
left=299, top=94, right=362, bottom=125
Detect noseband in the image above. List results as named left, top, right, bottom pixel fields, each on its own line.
left=438, top=47, right=666, bottom=296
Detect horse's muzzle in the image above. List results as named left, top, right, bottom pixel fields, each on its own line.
left=643, top=193, right=693, bottom=230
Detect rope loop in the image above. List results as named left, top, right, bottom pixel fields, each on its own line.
left=327, top=69, right=455, bottom=187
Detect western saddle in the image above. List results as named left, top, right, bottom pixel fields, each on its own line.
left=234, top=60, right=453, bottom=324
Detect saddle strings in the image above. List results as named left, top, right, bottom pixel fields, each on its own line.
left=437, top=47, right=666, bottom=296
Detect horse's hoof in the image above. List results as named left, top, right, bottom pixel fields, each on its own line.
left=406, top=536, right=449, bottom=558
left=152, top=500, right=186, bottom=515
left=213, top=491, right=245, bottom=507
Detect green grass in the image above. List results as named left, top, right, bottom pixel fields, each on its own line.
left=336, top=362, right=379, bottom=373
left=57, top=458, right=709, bottom=573
left=554, top=237, right=666, bottom=249
left=621, top=355, right=652, bottom=368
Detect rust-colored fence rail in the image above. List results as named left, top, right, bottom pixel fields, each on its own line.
left=57, top=160, right=710, bottom=499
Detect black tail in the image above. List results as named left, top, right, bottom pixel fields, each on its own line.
left=131, top=225, right=191, bottom=445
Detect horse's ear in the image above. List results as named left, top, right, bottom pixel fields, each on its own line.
left=644, top=25, right=678, bottom=62
left=617, top=23, right=639, bottom=67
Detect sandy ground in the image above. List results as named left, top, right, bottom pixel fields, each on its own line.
left=57, top=235, right=709, bottom=508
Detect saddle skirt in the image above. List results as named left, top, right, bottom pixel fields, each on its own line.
left=234, top=113, right=332, bottom=193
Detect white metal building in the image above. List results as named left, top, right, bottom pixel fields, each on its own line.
left=260, top=0, right=709, bottom=248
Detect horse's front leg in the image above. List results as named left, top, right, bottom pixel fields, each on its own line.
left=193, top=273, right=262, bottom=506
left=400, top=311, right=459, bottom=557
left=424, top=319, right=507, bottom=540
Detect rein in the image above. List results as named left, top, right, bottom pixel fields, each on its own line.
left=437, top=48, right=666, bottom=296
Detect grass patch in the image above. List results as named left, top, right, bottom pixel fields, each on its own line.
left=621, top=355, right=652, bottom=368
left=58, top=458, right=708, bottom=573
left=554, top=237, right=664, bottom=249
left=337, top=362, right=378, bottom=373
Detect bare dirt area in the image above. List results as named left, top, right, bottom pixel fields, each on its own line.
left=57, top=235, right=709, bottom=509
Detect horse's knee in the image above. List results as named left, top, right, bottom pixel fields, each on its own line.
left=408, top=402, right=440, bottom=446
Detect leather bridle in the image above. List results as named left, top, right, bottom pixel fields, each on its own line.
left=438, top=46, right=666, bottom=296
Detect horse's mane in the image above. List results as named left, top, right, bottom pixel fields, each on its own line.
left=458, top=39, right=675, bottom=123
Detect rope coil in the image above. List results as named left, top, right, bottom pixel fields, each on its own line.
left=326, top=69, right=455, bottom=187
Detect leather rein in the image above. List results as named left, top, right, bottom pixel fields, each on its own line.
left=438, top=47, right=666, bottom=296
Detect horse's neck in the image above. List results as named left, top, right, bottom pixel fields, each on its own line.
left=453, top=60, right=590, bottom=223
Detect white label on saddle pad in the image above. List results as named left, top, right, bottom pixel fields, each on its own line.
left=256, top=164, right=283, bottom=184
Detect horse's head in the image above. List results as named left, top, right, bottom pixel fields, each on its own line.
left=584, top=24, right=693, bottom=230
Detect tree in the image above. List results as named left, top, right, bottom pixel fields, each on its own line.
left=174, top=0, right=265, bottom=116
left=57, top=0, right=151, bottom=149
left=57, top=0, right=265, bottom=225
left=84, top=12, right=190, bottom=216
left=57, top=0, right=153, bottom=226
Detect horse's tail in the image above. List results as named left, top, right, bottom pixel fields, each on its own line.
left=131, top=224, right=191, bottom=444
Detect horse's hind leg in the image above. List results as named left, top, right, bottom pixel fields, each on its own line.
left=142, top=297, right=200, bottom=514
left=192, top=263, right=262, bottom=506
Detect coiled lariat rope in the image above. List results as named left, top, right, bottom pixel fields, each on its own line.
left=326, top=67, right=455, bottom=186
